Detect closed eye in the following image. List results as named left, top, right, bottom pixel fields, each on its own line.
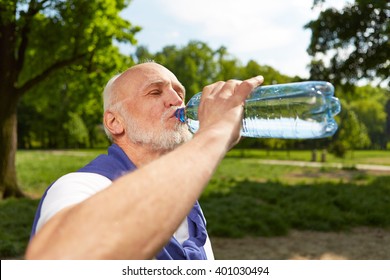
left=149, top=90, right=162, bottom=96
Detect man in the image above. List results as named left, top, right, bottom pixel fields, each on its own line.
left=26, top=62, right=263, bottom=259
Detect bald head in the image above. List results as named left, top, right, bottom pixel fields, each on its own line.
left=102, top=62, right=190, bottom=147
left=103, top=62, right=184, bottom=113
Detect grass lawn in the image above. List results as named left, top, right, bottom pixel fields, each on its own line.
left=16, top=149, right=105, bottom=197
left=1, top=148, right=389, bottom=259
left=227, top=149, right=390, bottom=166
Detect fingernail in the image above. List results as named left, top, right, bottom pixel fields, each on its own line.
left=257, top=75, right=264, bottom=81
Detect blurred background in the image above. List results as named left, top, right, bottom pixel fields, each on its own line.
left=0, top=0, right=389, bottom=259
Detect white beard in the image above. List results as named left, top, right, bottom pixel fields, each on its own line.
left=124, top=108, right=193, bottom=151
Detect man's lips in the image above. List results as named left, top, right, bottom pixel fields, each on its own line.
left=169, top=107, right=185, bottom=119
left=162, top=107, right=185, bottom=122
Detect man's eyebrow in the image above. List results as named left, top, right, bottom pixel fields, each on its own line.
left=142, top=80, right=185, bottom=93
left=142, top=80, right=166, bottom=91
left=176, top=83, right=186, bottom=94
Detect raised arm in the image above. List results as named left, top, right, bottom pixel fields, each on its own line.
left=25, top=76, right=264, bottom=259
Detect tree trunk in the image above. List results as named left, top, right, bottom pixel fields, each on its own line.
left=311, top=149, right=317, bottom=162
left=386, top=100, right=390, bottom=147
left=0, top=3, right=24, bottom=199
left=0, top=96, right=25, bottom=199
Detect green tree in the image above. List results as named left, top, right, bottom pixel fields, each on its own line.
left=306, top=0, right=389, bottom=87
left=329, top=100, right=371, bottom=157
left=0, top=0, right=140, bottom=198
left=243, top=60, right=296, bottom=85
left=17, top=45, right=132, bottom=149
left=133, top=45, right=154, bottom=63
left=350, top=86, right=388, bottom=149
left=153, top=41, right=219, bottom=100
left=214, top=46, right=243, bottom=81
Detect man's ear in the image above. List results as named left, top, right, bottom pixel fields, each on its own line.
left=104, top=111, right=125, bottom=136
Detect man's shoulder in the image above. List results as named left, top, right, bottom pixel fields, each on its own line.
left=77, top=145, right=136, bottom=180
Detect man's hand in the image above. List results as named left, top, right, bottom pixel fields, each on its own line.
left=196, top=76, right=264, bottom=149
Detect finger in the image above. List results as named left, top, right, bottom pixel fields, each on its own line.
left=234, top=75, right=264, bottom=101
left=202, top=81, right=225, bottom=97
left=218, top=79, right=242, bottom=98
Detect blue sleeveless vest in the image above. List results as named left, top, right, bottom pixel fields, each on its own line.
left=30, top=144, right=208, bottom=260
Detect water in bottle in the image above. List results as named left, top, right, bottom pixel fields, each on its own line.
left=175, top=81, right=341, bottom=139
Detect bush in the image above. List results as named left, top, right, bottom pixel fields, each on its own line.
left=200, top=177, right=390, bottom=237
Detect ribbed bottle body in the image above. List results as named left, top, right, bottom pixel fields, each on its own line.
left=180, top=81, right=341, bottom=139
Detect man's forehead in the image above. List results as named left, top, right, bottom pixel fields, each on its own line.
left=117, top=63, right=179, bottom=89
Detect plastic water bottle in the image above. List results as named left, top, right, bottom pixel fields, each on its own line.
left=175, top=81, right=341, bottom=139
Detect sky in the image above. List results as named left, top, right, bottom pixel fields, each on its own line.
left=120, top=0, right=350, bottom=78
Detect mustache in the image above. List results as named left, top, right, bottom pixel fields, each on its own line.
left=161, top=106, right=186, bottom=126
left=162, top=106, right=184, bottom=119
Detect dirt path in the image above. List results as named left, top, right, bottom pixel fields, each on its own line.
left=211, top=227, right=390, bottom=260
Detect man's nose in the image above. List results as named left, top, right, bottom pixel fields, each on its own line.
left=166, top=89, right=184, bottom=107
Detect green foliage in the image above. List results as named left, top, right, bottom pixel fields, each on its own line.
left=243, top=60, right=297, bottom=85
left=4, top=0, right=140, bottom=150
left=306, top=0, right=389, bottom=87
left=146, top=41, right=219, bottom=100
left=329, top=100, right=371, bottom=157
left=63, top=112, right=89, bottom=148
left=11, top=0, right=140, bottom=89
left=214, top=46, right=243, bottom=81
left=350, top=86, right=388, bottom=149
left=200, top=177, right=390, bottom=237
left=329, top=84, right=389, bottom=152
left=17, top=45, right=131, bottom=148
